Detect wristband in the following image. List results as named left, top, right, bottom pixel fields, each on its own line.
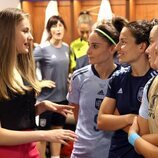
left=128, top=133, right=140, bottom=146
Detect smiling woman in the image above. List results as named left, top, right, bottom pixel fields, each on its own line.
left=16, top=16, right=33, bottom=54
left=127, top=24, right=158, bottom=158
left=0, top=8, right=77, bottom=158
left=97, top=20, right=158, bottom=158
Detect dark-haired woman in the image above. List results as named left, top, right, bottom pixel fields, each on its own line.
left=128, top=24, right=158, bottom=158
left=34, top=15, right=70, bottom=158
left=98, top=20, right=157, bottom=158
left=67, top=17, right=127, bottom=158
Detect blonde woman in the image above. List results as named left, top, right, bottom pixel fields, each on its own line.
left=0, top=8, right=77, bottom=158
left=70, top=11, right=93, bottom=72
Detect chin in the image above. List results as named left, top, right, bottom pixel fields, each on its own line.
left=22, top=50, right=29, bottom=54
left=88, top=59, right=92, bottom=64
left=119, top=58, right=126, bottom=64
left=118, top=59, right=123, bottom=64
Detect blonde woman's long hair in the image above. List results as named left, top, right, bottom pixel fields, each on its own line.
left=0, top=8, right=42, bottom=100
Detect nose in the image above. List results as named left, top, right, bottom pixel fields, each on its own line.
left=145, top=46, right=149, bottom=55
left=56, top=26, right=60, bottom=31
left=87, top=46, right=91, bottom=55
left=115, top=42, right=121, bottom=51
left=146, top=44, right=153, bottom=55
left=28, top=32, right=33, bottom=41
left=83, top=33, right=89, bottom=41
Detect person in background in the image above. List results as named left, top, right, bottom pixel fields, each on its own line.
left=128, top=24, right=158, bottom=158
left=70, top=10, right=93, bottom=73
left=98, top=20, right=157, bottom=158
left=67, top=16, right=127, bottom=158
left=34, top=15, right=70, bottom=158
left=0, top=8, right=77, bottom=158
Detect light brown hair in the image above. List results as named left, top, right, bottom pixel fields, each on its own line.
left=0, top=8, right=44, bottom=99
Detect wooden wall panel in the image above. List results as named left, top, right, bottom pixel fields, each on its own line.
left=72, top=0, right=82, bottom=39
left=81, top=0, right=101, bottom=23
left=22, top=2, right=33, bottom=26
left=22, top=1, right=48, bottom=43
left=32, top=2, right=48, bottom=43
left=135, top=0, right=158, bottom=20
left=22, top=0, right=158, bottom=44
left=111, top=5, right=126, bottom=18
left=81, top=0, right=126, bottom=25
left=136, top=0, right=158, bottom=4
left=129, top=0, right=135, bottom=21
left=58, top=1, right=72, bottom=44
left=110, top=0, right=126, bottom=18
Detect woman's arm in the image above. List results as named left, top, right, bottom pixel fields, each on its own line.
left=97, top=97, right=136, bottom=131
left=142, top=134, right=158, bottom=146
left=135, top=136, right=158, bottom=158
left=0, top=127, right=77, bottom=146
left=129, top=117, right=158, bottom=158
left=137, top=116, right=149, bottom=135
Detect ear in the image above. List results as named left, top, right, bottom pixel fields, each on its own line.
left=110, top=44, right=117, bottom=55
left=139, top=42, right=148, bottom=52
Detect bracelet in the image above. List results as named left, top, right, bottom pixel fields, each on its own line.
left=128, top=133, right=140, bottom=146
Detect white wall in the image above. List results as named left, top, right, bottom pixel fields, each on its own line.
left=0, top=0, right=21, bottom=11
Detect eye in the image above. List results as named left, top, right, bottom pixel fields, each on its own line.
left=59, top=23, right=63, bottom=27
left=23, top=28, right=29, bottom=33
left=120, top=40, right=127, bottom=45
left=92, top=44, right=98, bottom=49
left=149, top=39, right=153, bottom=44
left=51, top=24, right=57, bottom=28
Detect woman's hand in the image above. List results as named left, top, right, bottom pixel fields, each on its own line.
left=40, top=80, right=56, bottom=88
left=114, top=108, right=137, bottom=133
left=41, top=129, right=78, bottom=145
left=35, top=100, right=74, bottom=116
left=128, top=116, right=139, bottom=136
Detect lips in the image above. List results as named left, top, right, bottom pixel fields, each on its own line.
left=56, top=32, right=61, bottom=35
left=117, top=53, right=123, bottom=58
left=24, top=42, right=30, bottom=50
left=24, top=43, right=29, bottom=46
left=117, top=51, right=127, bottom=58
left=148, top=56, right=151, bottom=61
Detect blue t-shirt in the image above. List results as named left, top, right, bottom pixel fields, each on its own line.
left=106, top=66, right=157, bottom=158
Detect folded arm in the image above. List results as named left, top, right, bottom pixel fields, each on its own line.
left=97, top=97, right=136, bottom=131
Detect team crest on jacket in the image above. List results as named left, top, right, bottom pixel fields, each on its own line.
left=137, top=87, right=144, bottom=102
